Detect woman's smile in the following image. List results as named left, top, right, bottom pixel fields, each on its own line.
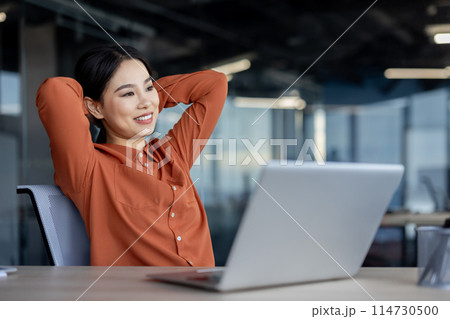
left=134, top=112, right=154, bottom=124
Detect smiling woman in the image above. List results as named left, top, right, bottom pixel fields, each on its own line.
left=35, top=45, right=228, bottom=266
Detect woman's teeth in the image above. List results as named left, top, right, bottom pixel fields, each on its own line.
left=135, top=114, right=152, bottom=121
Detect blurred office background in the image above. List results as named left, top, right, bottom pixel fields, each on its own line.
left=1, top=0, right=450, bottom=266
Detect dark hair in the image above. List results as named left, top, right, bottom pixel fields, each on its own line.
left=75, top=45, right=153, bottom=143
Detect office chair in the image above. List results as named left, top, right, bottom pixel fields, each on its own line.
left=17, top=185, right=90, bottom=266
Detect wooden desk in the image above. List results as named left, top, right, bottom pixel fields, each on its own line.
left=0, top=267, right=449, bottom=300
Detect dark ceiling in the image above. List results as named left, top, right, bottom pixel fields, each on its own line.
left=3, top=0, right=450, bottom=97
left=92, top=0, right=450, bottom=76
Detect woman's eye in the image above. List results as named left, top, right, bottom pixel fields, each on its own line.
left=122, top=92, right=134, bottom=97
left=146, top=85, right=154, bottom=92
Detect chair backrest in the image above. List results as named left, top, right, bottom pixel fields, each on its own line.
left=17, top=185, right=90, bottom=266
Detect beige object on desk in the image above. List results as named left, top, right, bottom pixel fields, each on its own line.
left=0, top=266, right=450, bottom=301
left=381, top=212, right=450, bottom=227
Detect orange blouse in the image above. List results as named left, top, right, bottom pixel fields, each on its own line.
left=36, top=70, right=228, bottom=266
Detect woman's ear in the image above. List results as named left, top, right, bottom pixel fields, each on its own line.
left=84, top=97, right=104, bottom=120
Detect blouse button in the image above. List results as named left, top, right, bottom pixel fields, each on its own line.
left=172, top=186, right=177, bottom=191
left=177, top=236, right=182, bottom=241
left=171, top=212, right=175, bottom=218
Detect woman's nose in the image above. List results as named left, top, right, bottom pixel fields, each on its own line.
left=137, top=95, right=151, bottom=108
left=137, top=101, right=150, bottom=109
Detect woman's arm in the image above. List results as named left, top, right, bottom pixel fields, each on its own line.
left=155, top=70, right=228, bottom=168
left=36, top=77, right=96, bottom=194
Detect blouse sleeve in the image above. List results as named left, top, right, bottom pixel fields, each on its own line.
left=155, top=70, right=228, bottom=169
left=35, top=77, right=96, bottom=194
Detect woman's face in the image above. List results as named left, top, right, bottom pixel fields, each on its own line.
left=94, top=59, right=160, bottom=146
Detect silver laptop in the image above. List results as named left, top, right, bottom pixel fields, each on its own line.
left=149, top=161, right=404, bottom=291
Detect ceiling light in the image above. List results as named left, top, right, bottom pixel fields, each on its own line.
left=425, top=24, right=450, bottom=36
left=424, top=24, right=450, bottom=44
left=384, top=68, right=450, bottom=79
left=434, top=33, right=450, bottom=44
left=211, top=59, right=251, bottom=76
left=233, top=96, right=306, bottom=110
left=0, top=12, right=6, bottom=23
